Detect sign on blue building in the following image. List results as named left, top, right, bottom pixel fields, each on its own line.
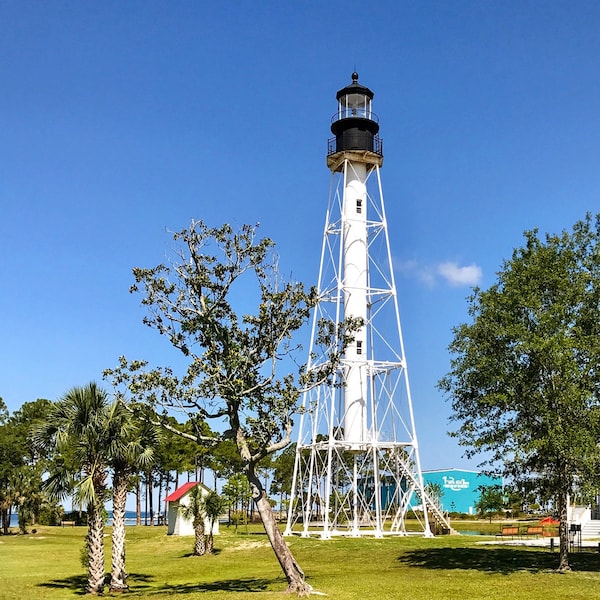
left=422, top=468, right=502, bottom=514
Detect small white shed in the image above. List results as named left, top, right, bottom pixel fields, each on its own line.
left=165, top=482, right=219, bottom=536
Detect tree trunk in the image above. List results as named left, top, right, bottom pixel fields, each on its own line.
left=86, top=499, right=106, bottom=594
left=246, top=466, right=311, bottom=596
left=157, top=472, right=163, bottom=523
left=136, top=479, right=142, bottom=526
left=18, top=507, right=27, bottom=534
left=163, top=472, right=170, bottom=524
left=1, top=507, right=7, bottom=534
left=110, top=469, right=129, bottom=592
left=557, top=490, right=571, bottom=572
left=279, top=490, right=283, bottom=523
left=149, top=473, right=155, bottom=526
left=206, top=525, right=215, bottom=554
left=193, top=521, right=206, bottom=556
left=144, top=477, right=149, bottom=526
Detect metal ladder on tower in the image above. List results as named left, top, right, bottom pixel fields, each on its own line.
left=390, top=465, right=457, bottom=535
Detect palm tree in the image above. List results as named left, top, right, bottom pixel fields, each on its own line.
left=179, top=484, right=207, bottom=556
left=203, top=491, right=225, bottom=554
left=108, top=400, right=158, bottom=592
left=31, top=383, right=113, bottom=595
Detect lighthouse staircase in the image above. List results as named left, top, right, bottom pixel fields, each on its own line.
left=569, top=504, right=600, bottom=538
left=390, top=467, right=457, bottom=535
left=581, top=519, right=600, bottom=538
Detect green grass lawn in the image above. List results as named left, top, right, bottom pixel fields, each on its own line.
left=0, top=523, right=598, bottom=599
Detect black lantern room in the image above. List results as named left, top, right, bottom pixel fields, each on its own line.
left=329, top=72, right=382, bottom=156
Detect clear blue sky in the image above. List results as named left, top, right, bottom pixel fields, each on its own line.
left=2, top=1, right=600, bottom=472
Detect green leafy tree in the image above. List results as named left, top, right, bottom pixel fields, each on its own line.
left=438, top=214, right=600, bottom=572
left=222, top=473, right=252, bottom=530
left=151, top=418, right=202, bottom=524
left=212, top=439, right=244, bottom=484
left=0, top=402, right=22, bottom=534
left=270, top=444, right=296, bottom=519
left=174, top=417, right=215, bottom=486
left=0, top=397, right=7, bottom=424
left=155, top=417, right=203, bottom=487
left=475, top=485, right=505, bottom=522
left=105, top=221, right=359, bottom=595
left=502, top=483, right=537, bottom=517
left=9, top=464, right=45, bottom=533
left=424, top=482, right=443, bottom=510
left=0, top=398, right=53, bottom=534
left=9, top=399, right=53, bottom=531
left=10, top=399, right=53, bottom=465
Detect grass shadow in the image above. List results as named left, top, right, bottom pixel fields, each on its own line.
left=128, top=577, right=282, bottom=595
left=37, top=574, right=88, bottom=595
left=397, top=547, right=600, bottom=574
left=37, top=567, right=277, bottom=596
left=179, top=548, right=223, bottom=558
left=38, top=572, right=155, bottom=594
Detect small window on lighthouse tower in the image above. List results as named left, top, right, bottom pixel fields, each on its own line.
left=356, top=340, right=363, bottom=355
left=356, top=199, right=363, bottom=214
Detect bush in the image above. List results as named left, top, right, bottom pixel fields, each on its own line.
left=62, top=511, right=88, bottom=526
left=38, top=504, right=64, bottom=526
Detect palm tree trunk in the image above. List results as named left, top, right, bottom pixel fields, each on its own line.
left=206, top=527, right=214, bottom=554
left=193, top=521, right=206, bottom=556
left=86, top=499, right=106, bottom=594
left=246, top=466, right=311, bottom=596
left=110, top=469, right=129, bottom=592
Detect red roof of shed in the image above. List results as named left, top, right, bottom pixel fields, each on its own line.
left=164, top=482, right=199, bottom=503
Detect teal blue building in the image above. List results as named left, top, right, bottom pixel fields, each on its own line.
left=422, top=468, right=502, bottom=514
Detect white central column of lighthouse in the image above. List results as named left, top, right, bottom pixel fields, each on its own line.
left=342, top=161, right=368, bottom=445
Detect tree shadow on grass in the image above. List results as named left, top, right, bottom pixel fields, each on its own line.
left=397, top=547, right=600, bottom=575
left=39, top=573, right=284, bottom=596
left=37, top=572, right=154, bottom=595
left=135, top=577, right=283, bottom=595
left=37, top=574, right=88, bottom=595
left=179, top=548, right=223, bottom=557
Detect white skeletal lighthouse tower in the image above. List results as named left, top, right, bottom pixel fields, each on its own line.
left=285, top=73, right=451, bottom=538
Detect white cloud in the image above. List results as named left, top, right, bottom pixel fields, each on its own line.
left=437, top=262, right=482, bottom=287
left=395, top=257, right=482, bottom=288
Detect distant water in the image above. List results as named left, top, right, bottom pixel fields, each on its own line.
left=106, top=511, right=161, bottom=526
left=8, top=511, right=159, bottom=528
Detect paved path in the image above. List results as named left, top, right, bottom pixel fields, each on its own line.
left=478, top=536, right=600, bottom=549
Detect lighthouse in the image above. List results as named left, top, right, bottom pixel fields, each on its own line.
left=285, top=74, right=451, bottom=538
left=330, top=73, right=375, bottom=446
